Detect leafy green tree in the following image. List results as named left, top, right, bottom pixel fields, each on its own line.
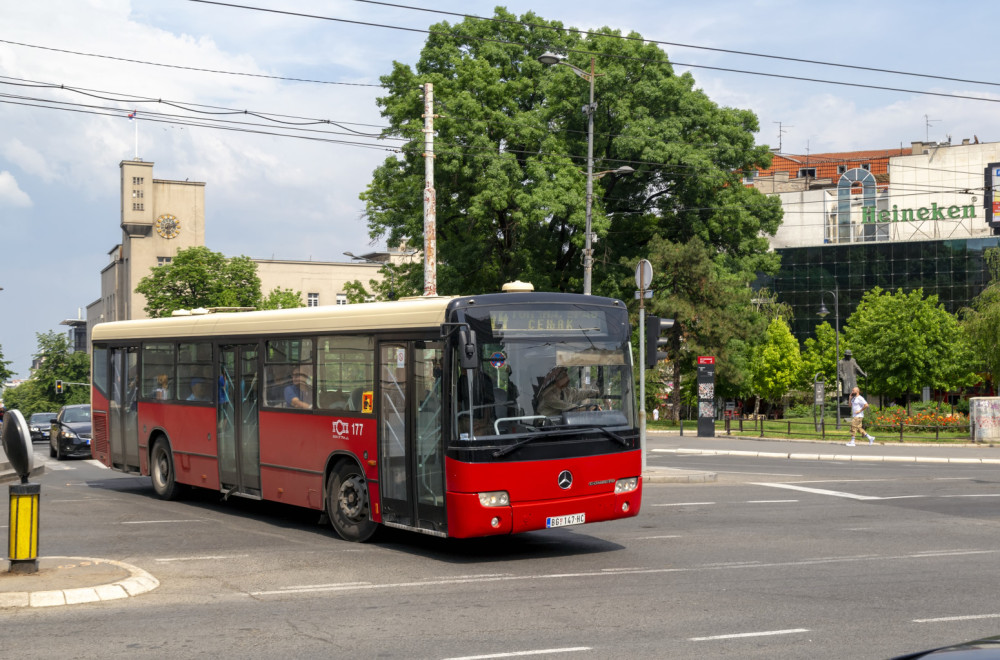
left=844, top=287, right=978, bottom=405
left=362, top=8, right=782, bottom=298
left=135, top=246, right=274, bottom=317
left=961, top=248, right=1000, bottom=385
left=643, top=235, right=767, bottom=420
left=749, top=318, right=803, bottom=412
left=799, top=321, right=839, bottom=390
left=260, top=287, right=304, bottom=310
left=4, top=331, right=89, bottom=414
left=343, top=262, right=415, bottom=303
left=0, top=344, right=13, bottom=385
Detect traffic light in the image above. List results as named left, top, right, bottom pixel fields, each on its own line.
left=645, top=316, right=675, bottom=369
left=55, top=380, right=63, bottom=395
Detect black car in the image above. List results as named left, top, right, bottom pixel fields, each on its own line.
left=49, top=404, right=92, bottom=460
left=28, top=412, right=57, bottom=442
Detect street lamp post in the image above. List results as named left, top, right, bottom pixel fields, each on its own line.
left=538, top=52, right=633, bottom=295
left=817, top=287, right=841, bottom=430
left=344, top=251, right=395, bottom=300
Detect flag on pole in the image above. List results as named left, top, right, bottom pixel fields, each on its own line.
left=128, top=110, right=136, bottom=120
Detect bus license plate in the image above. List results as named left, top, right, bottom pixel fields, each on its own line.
left=546, top=513, right=585, bottom=528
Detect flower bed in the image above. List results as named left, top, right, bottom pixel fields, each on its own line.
left=867, top=405, right=968, bottom=433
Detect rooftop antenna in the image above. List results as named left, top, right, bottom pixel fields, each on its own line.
left=773, top=121, right=793, bottom=153
left=924, top=114, right=940, bottom=142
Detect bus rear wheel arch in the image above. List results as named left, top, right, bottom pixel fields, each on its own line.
left=326, top=459, right=378, bottom=542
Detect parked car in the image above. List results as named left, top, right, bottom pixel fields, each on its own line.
left=28, top=412, right=57, bottom=442
left=49, top=404, right=92, bottom=460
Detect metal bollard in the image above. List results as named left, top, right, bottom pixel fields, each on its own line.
left=8, top=482, right=40, bottom=574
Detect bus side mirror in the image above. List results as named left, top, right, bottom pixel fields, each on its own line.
left=458, top=328, right=478, bottom=370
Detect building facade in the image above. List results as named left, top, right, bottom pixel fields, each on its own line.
left=753, top=139, right=1000, bottom=343
left=84, top=159, right=406, bottom=350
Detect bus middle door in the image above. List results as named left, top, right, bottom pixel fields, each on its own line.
left=218, top=344, right=261, bottom=498
left=378, top=340, right=446, bottom=535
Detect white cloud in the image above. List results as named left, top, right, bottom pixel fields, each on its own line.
left=0, top=171, right=32, bottom=207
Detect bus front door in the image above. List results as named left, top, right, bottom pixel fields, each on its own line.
left=109, top=347, right=141, bottom=473
left=378, top=341, right=446, bottom=535
left=218, top=344, right=261, bottom=498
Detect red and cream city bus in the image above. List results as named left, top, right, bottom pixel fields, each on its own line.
left=89, top=287, right=642, bottom=541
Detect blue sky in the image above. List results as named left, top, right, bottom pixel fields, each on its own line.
left=2, top=0, right=999, bottom=378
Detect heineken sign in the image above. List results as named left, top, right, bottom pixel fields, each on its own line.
left=861, top=203, right=976, bottom=224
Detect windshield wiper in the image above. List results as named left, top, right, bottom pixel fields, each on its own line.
left=492, top=425, right=629, bottom=458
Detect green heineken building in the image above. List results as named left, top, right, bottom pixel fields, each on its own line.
left=751, top=139, right=1000, bottom=363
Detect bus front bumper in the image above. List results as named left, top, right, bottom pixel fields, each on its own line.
left=446, top=482, right=642, bottom=539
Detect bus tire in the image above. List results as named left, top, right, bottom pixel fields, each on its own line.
left=326, top=460, right=378, bottom=542
left=150, top=438, right=180, bottom=501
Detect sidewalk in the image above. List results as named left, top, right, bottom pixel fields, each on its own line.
left=0, top=442, right=45, bottom=484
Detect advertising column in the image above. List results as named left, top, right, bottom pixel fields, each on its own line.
left=697, top=356, right=715, bottom=438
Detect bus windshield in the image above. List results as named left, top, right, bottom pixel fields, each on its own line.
left=454, top=302, right=634, bottom=439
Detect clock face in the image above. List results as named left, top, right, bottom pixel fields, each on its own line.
left=155, top=214, right=180, bottom=239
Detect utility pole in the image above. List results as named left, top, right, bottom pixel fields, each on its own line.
left=423, top=83, right=437, bottom=296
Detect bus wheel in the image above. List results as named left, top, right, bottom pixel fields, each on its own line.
left=151, top=439, right=179, bottom=500
left=327, top=461, right=378, bottom=542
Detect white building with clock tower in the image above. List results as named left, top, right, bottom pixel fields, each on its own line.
left=85, top=159, right=406, bottom=347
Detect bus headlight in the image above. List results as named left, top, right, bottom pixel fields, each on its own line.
left=478, top=491, right=510, bottom=507
left=614, top=477, right=638, bottom=494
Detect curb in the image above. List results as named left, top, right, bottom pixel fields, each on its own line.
left=643, top=468, right=717, bottom=484
left=0, top=557, right=159, bottom=609
left=654, top=448, right=1000, bottom=464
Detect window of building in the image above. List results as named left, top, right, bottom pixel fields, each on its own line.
left=157, top=257, right=172, bottom=266
left=861, top=163, right=871, bottom=171
left=132, top=202, right=144, bottom=211
left=797, top=168, right=816, bottom=178
left=307, top=293, right=319, bottom=307
left=837, top=165, right=847, bottom=175
left=132, top=176, right=144, bottom=185
left=336, top=293, right=348, bottom=305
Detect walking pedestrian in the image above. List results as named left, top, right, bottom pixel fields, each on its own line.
left=846, top=386, right=875, bottom=446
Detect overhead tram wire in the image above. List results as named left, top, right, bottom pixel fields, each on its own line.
left=0, top=98, right=402, bottom=153
left=0, top=39, right=383, bottom=88
left=347, top=0, right=1000, bottom=89
left=189, top=0, right=1000, bottom=104
left=0, top=75, right=389, bottom=136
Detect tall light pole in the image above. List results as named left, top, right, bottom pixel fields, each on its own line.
left=818, top=287, right=841, bottom=429
left=538, top=53, right=632, bottom=295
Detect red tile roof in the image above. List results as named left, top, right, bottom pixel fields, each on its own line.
left=756, top=148, right=909, bottom=181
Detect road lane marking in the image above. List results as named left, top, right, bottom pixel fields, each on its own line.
left=634, top=535, right=682, bottom=540
left=690, top=628, right=810, bottom=641
left=746, top=499, right=798, bottom=503
left=914, top=613, right=1000, bottom=623
left=122, top=519, right=206, bottom=524
left=442, top=648, right=591, bottom=659
left=752, top=482, right=885, bottom=500
left=652, top=502, right=716, bottom=506
left=155, top=555, right=250, bottom=562
left=250, top=549, right=998, bottom=597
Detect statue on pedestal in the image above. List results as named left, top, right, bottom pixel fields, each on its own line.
left=837, top=349, right=867, bottom=402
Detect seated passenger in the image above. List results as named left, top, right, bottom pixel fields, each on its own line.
left=284, top=368, right=313, bottom=409
left=187, top=377, right=211, bottom=401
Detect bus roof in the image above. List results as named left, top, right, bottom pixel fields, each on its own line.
left=91, top=296, right=456, bottom=342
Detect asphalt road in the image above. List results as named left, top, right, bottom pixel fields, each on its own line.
left=2, top=436, right=999, bottom=659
